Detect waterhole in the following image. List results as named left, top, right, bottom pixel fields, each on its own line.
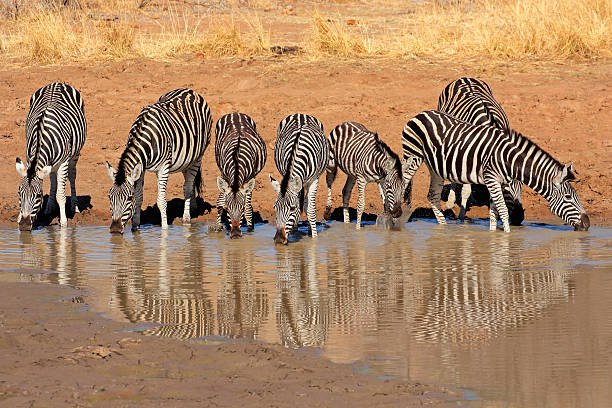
left=1, top=220, right=610, bottom=407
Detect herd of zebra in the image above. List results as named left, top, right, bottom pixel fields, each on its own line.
left=15, top=78, right=590, bottom=242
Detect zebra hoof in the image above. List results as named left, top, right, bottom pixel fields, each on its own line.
left=247, top=225, right=254, bottom=232
left=182, top=217, right=191, bottom=225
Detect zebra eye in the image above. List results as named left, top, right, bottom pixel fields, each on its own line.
left=127, top=196, right=134, bottom=202
left=290, top=206, right=297, bottom=212
left=564, top=194, right=573, bottom=201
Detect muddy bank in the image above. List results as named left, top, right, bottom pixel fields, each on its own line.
left=0, top=274, right=457, bottom=407
left=0, top=58, right=610, bottom=228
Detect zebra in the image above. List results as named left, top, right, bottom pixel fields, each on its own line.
left=269, top=113, right=329, bottom=245
left=105, top=88, right=212, bottom=234
left=211, top=112, right=267, bottom=238
left=437, top=77, right=524, bottom=225
left=15, top=82, right=86, bottom=231
left=323, top=122, right=404, bottom=229
left=401, top=110, right=589, bottom=232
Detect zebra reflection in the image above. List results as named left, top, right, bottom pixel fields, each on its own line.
left=275, top=243, right=328, bottom=348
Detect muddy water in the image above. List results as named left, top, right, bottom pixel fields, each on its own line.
left=1, top=220, right=611, bottom=407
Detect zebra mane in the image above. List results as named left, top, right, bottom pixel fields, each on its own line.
left=280, top=127, right=304, bottom=196
left=115, top=109, right=149, bottom=185
left=26, top=111, right=46, bottom=179
left=508, top=129, right=565, bottom=176
left=231, top=130, right=242, bottom=193
left=373, top=134, right=402, bottom=177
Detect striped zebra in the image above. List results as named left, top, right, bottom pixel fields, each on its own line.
left=15, top=82, right=86, bottom=231
left=323, top=122, right=404, bottom=229
left=211, top=113, right=267, bottom=238
left=105, top=88, right=212, bottom=234
left=438, top=77, right=524, bottom=225
left=401, top=110, right=589, bottom=232
left=269, top=114, right=329, bottom=245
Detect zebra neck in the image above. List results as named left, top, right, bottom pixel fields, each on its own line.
left=506, top=133, right=560, bottom=201
left=116, top=144, right=145, bottom=184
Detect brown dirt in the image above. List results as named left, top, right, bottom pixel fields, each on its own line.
left=0, top=57, right=610, bottom=228
left=0, top=273, right=457, bottom=407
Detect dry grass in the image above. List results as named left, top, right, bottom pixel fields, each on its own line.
left=0, top=0, right=609, bottom=64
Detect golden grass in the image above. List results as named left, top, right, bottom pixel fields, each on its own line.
left=0, top=0, right=609, bottom=64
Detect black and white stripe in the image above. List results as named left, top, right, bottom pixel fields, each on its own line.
left=105, top=88, right=212, bottom=233
left=15, top=82, right=86, bottom=231
left=212, top=113, right=267, bottom=238
left=269, top=114, right=329, bottom=244
left=401, top=110, right=589, bottom=232
left=438, top=77, right=524, bottom=225
left=323, top=122, right=404, bottom=229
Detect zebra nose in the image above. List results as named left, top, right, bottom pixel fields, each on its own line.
left=274, top=228, right=288, bottom=245
left=575, top=213, right=590, bottom=231
left=230, top=221, right=242, bottom=239
left=18, top=214, right=32, bottom=231
left=110, top=220, right=124, bottom=234
left=390, top=204, right=402, bottom=218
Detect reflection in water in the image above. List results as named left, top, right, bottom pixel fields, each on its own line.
left=1, top=222, right=611, bottom=408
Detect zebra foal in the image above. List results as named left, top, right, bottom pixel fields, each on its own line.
left=106, top=88, right=212, bottom=234
left=438, top=77, right=524, bottom=225
left=402, top=110, right=589, bottom=232
left=269, top=114, right=329, bottom=245
left=15, top=82, right=86, bottom=231
left=323, top=122, right=404, bottom=229
left=211, top=113, right=267, bottom=238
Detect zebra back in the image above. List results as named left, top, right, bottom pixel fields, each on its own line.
left=275, top=113, right=328, bottom=194
left=214, top=112, right=267, bottom=191
left=438, top=77, right=509, bottom=131
left=114, top=88, right=212, bottom=185
left=25, top=82, right=86, bottom=176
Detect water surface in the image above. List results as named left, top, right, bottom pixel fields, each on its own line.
left=1, top=220, right=610, bottom=407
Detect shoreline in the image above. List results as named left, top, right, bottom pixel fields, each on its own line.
left=0, top=270, right=458, bottom=407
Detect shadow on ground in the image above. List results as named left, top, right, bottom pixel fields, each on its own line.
left=34, top=195, right=93, bottom=228
left=140, top=197, right=213, bottom=226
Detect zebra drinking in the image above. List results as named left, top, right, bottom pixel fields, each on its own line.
left=105, top=88, right=212, bottom=234
left=323, top=122, right=403, bottom=229
left=438, top=77, right=524, bottom=225
left=269, top=114, right=329, bottom=245
left=211, top=113, right=267, bottom=238
left=15, top=82, right=86, bottom=231
left=401, top=110, right=589, bottom=232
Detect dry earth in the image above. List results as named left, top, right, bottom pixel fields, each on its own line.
left=0, top=273, right=457, bottom=407
left=0, top=57, right=610, bottom=227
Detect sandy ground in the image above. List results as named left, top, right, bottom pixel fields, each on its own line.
left=0, top=273, right=459, bottom=407
left=0, top=58, right=610, bottom=228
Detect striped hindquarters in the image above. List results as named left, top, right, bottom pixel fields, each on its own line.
left=438, top=77, right=509, bottom=131
left=25, top=82, right=86, bottom=174
left=215, top=112, right=267, bottom=189
left=275, top=113, right=328, bottom=191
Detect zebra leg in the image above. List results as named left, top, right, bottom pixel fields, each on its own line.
left=356, top=178, right=367, bottom=230
left=489, top=200, right=500, bottom=231
left=181, top=165, right=198, bottom=224
left=324, top=165, right=338, bottom=220
left=55, top=162, right=69, bottom=228
left=342, top=175, right=356, bottom=223
left=427, top=171, right=446, bottom=225
left=445, top=183, right=457, bottom=210
left=156, top=166, right=170, bottom=229
left=132, top=174, right=145, bottom=230
left=44, top=172, right=58, bottom=214
left=458, top=184, right=471, bottom=221
left=484, top=175, right=510, bottom=232
left=210, top=191, right=225, bottom=232
left=245, top=187, right=254, bottom=232
left=68, top=156, right=80, bottom=213
left=306, top=179, right=319, bottom=238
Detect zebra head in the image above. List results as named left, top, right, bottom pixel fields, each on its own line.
left=15, top=158, right=51, bottom=231
left=269, top=174, right=301, bottom=245
left=106, top=161, right=142, bottom=234
left=382, top=162, right=404, bottom=219
left=217, top=176, right=255, bottom=239
left=548, top=164, right=589, bottom=231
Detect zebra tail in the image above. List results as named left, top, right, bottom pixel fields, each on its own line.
left=194, top=167, right=202, bottom=197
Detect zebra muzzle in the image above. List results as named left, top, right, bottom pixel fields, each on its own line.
left=574, top=213, right=590, bottom=231
left=110, top=220, right=124, bottom=234
left=18, top=214, right=32, bottom=231
left=274, top=228, right=288, bottom=245
left=389, top=204, right=402, bottom=219
left=230, top=221, right=242, bottom=239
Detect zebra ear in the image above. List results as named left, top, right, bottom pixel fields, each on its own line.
left=269, top=174, right=281, bottom=194
left=105, top=161, right=116, bottom=182
left=241, top=178, right=255, bottom=193
left=217, top=176, right=229, bottom=192
left=128, top=163, right=142, bottom=185
left=16, top=158, right=26, bottom=178
left=36, top=165, right=52, bottom=180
